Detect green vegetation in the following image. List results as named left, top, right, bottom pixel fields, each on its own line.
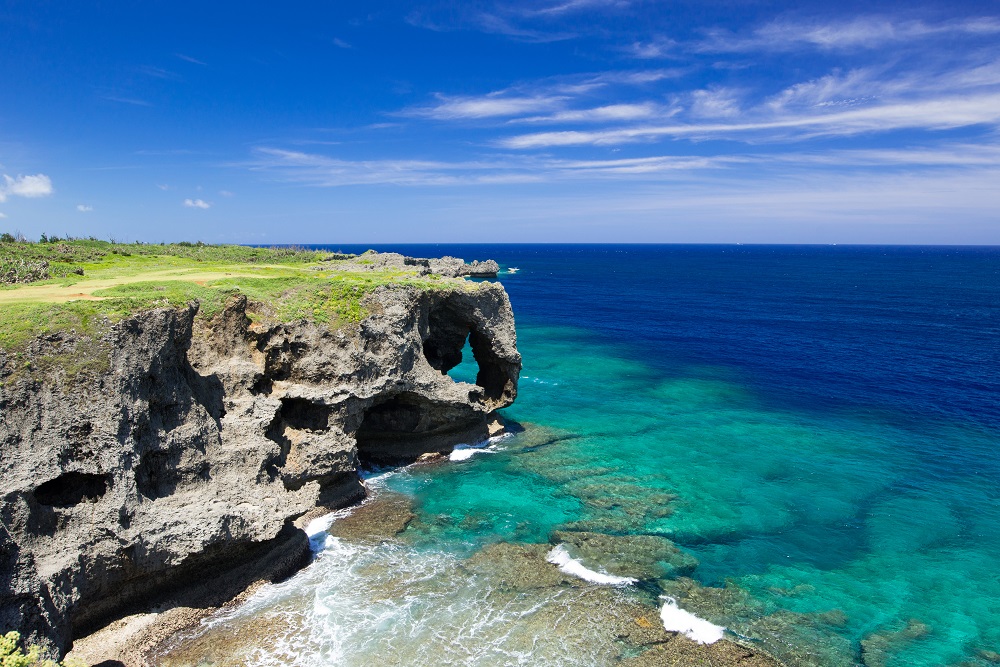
left=0, top=237, right=468, bottom=353
left=0, top=631, right=82, bottom=667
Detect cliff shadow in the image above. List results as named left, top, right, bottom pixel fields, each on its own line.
left=354, top=392, right=488, bottom=467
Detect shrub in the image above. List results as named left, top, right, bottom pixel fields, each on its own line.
left=0, top=631, right=83, bottom=667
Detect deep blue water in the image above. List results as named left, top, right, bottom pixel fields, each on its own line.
left=333, top=244, right=1000, bottom=431
left=335, top=244, right=999, bottom=665
left=191, top=244, right=1000, bottom=666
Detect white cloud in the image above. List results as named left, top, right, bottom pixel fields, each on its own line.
left=470, top=12, right=576, bottom=42
left=501, top=92, right=1000, bottom=147
left=407, top=93, right=566, bottom=119
left=405, top=70, right=684, bottom=123
left=0, top=173, right=54, bottom=202
left=175, top=53, right=207, bottom=65
left=245, top=141, right=1000, bottom=202
left=515, top=102, right=665, bottom=123
left=0, top=212, right=7, bottom=219
left=689, top=87, right=743, bottom=118
left=219, top=190, right=234, bottom=197
left=245, top=147, right=738, bottom=187
left=103, top=96, right=153, bottom=107
left=157, top=184, right=171, bottom=190
left=765, top=69, right=877, bottom=111
left=183, top=198, right=211, bottom=209
left=76, top=204, right=93, bottom=212
left=628, top=38, right=677, bottom=59
left=699, top=16, right=1000, bottom=53
left=137, top=65, right=181, bottom=81
left=525, top=0, right=632, bottom=16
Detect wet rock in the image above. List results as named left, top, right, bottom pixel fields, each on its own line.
left=551, top=531, right=698, bottom=580
left=326, top=493, right=416, bottom=541
left=658, top=578, right=858, bottom=667
left=464, top=542, right=576, bottom=590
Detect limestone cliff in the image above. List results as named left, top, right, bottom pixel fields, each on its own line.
left=0, top=276, right=520, bottom=657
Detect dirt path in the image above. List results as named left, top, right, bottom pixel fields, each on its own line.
left=0, top=268, right=292, bottom=304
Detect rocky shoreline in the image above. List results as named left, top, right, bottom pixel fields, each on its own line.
left=0, top=254, right=519, bottom=660
left=144, top=477, right=786, bottom=667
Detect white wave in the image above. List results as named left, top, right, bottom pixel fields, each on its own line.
left=360, top=466, right=401, bottom=490
left=450, top=445, right=493, bottom=461
left=658, top=597, right=725, bottom=644
left=450, top=433, right=511, bottom=461
left=545, top=545, right=637, bottom=586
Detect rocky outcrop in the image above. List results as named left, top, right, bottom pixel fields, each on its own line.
left=0, top=275, right=519, bottom=658
left=329, top=252, right=500, bottom=278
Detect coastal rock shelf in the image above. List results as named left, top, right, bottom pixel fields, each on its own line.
left=0, top=257, right=520, bottom=659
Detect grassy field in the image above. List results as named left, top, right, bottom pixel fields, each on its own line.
left=0, top=238, right=463, bottom=352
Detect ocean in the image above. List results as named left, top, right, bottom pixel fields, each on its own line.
left=158, top=245, right=1000, bottom=667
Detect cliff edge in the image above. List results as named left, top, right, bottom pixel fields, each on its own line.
left=0, top=256, right=519, bottom=658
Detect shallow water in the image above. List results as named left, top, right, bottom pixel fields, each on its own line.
left=162, top=245, right=1000, bottom=667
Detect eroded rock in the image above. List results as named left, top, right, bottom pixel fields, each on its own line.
left=0, top=271, right=520, bottom=658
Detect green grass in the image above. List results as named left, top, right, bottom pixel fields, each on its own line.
left=0, top=237, right=326, bottom=283
left=0, top=238, right=471, bottom=354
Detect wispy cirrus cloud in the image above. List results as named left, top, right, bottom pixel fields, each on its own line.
left=245, top=147, right=737, bottom=187
left=137, top=65, right=182, bottom=81
left=519, top=0, right=633, bottom=17
left=513, top=102, right=668, bottom=124
left=627, top=37, right=678, bottom=60
left=406, top=9, right=574, bottom=43
left=175, top=53, right=206, bottom=66
left=76, top=204, right=93, bottom=212
left=405, top=92, right=567, bottom=120
left=403, top=69, right=684, bottom=121
left=244, top=140, right=1000, bottom=189
left=501, top=91, right=1000, bottom=147
left=697, top=16, right=1000, bottom=53
left=406, top=0, right=636, bottom=43
left=103, top=96, right=152, bottom=107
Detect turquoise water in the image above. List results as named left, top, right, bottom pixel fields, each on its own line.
left=161, top=245, right=1000, bottom=667
left=379, top=245, right=1000, bottom=666
left=390, top=320, right=1000, bottom=665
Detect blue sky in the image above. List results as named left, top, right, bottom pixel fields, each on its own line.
left=2, top=0, right=999, bottom=243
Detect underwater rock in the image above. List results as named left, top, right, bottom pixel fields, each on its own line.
left=464, top=542, right=576, bottom=590
left=861, top=619, right=931, bottom=667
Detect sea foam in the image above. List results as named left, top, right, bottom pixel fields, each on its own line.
left=659, top=597, right=725, bottom=644
left=546, top=544, right=637, bottom=586
left=449, top=433, right=511, bottom=461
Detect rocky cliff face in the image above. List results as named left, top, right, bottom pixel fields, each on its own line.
left=0, top=279, right=520, bottom=657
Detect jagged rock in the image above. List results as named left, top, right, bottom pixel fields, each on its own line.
left=320, top=251, right=500, bottom=278
left=326, top=493, right=416, bottom=541
left=0, top=271, right=520, bottom=658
